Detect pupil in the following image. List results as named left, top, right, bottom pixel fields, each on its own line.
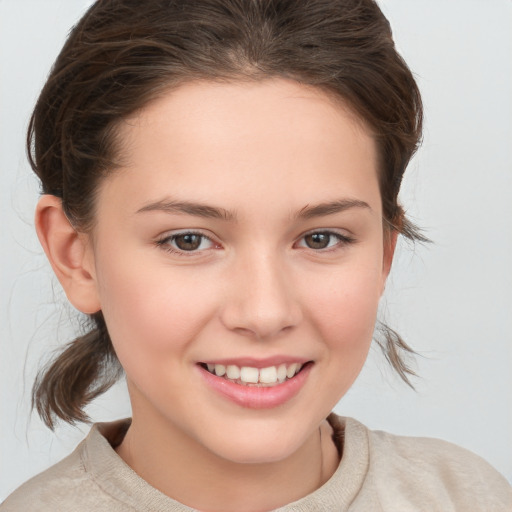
left=176, top=234, right=201, bottom=251
left=306, top=233, right=330, bottom=249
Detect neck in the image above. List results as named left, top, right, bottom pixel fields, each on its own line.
left=116, top=407, right=339, bottom=512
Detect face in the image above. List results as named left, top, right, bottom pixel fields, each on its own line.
left=85, top=79, right=391, bottom=464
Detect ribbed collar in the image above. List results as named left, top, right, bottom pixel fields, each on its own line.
left=81, top=414, right=369, bottom=511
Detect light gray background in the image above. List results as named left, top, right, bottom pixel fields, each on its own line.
left=1, top=0, right=511, bottom=499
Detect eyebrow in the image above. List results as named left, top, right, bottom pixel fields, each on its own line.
left=296, top=198, right=371, bottom=219
left=136, top=197, right=371, bottom=221
left=136, top=199, right=236, bottom=221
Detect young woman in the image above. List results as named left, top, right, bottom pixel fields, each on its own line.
left=2, top=0, right=511, bottom=510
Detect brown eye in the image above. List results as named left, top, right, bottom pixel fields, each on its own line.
left=297, top=231, right=355, bottom=251
left=157, top=231, right=217, bottom=256
left=173, top=234, right=203, bottom=251
left=304, top=232, right=332, bottom=249
left=158, top=232, right=216, bottom=254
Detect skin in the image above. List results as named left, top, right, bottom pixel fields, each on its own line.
left=36, top=79, right=395, bottom=512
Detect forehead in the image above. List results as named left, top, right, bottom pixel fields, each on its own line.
left=102, top=79, right=380, bottom=216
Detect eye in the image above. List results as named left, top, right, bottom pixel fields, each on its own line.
left=296, top=231, right=355, bottom=250
left=157, top=231, right=217, bottom=254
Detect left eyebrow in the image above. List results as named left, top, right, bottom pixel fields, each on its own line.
left=296, top=198, right=371, bottom=220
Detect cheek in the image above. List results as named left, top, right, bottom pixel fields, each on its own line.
left=94, top=257, right=217, bottom=368
left=304, top=259, right=383, bottom=354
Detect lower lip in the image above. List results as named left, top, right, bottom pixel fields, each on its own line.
left=198, top=363, right=312, bottom=409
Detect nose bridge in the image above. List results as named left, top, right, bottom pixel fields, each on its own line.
left=221, top=247, right=302, bottom=339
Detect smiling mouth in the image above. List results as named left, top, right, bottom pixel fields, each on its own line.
left=199, top=362, right=310, bottom=387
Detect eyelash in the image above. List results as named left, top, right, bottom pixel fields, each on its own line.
left=295, top=230, right=356, bottom=252
left=155, top=229, right=356, bottom=256
left=156, top=230, right=217, bottom=256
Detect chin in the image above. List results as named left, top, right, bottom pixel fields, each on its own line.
left=215, top=441, right=298, bottom=465
left=200, top=420, right=312, bottom=465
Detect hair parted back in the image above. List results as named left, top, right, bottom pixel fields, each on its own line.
left=29, top=0, right=424, bottom=428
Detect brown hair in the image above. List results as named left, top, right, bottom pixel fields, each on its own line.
left=29, top=0, right=424, bottom=428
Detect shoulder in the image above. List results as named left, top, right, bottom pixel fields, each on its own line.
left=0, top=443, right=103, bottom=512
left=346, top=417, right=512, bottom=511
left=0, top=421, right=134, bottom=512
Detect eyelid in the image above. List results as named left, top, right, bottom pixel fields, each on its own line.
left=155, top=229, right=221, bottom=255
left=154, top=227, right=355, bottom=256
left=294, top=228, right=356, bottom=250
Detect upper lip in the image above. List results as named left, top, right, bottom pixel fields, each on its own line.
left=199, top=356, right=312, bottom=368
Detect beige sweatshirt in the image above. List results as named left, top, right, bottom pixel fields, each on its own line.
left=1, top=414, right=511, bottom=511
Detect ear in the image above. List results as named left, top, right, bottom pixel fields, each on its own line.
left=35, top=195, right=101, bottom=314
left=380, top=229, right=398, bottom=294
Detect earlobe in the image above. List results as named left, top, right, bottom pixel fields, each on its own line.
left=35, top=195, right=101, bottom=314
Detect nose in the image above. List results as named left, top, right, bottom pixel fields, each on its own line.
left=220, top=252, right=302, bottom=340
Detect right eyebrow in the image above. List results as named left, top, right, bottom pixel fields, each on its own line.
left=136, top=199, right=236, bottom=221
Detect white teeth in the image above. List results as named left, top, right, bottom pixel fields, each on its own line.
left=259, top=366, right=278, bottom=384
left=206, top=362, right=305, bottom=384
left=240, top=366, right=259, bottom=384
left=226, top=365, right=241, bottom=380
left=214, top=364, right=226, bottom=377
left=287, top=363, right=298, bottom=378
left=277, top=364, right=287, bottom=382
